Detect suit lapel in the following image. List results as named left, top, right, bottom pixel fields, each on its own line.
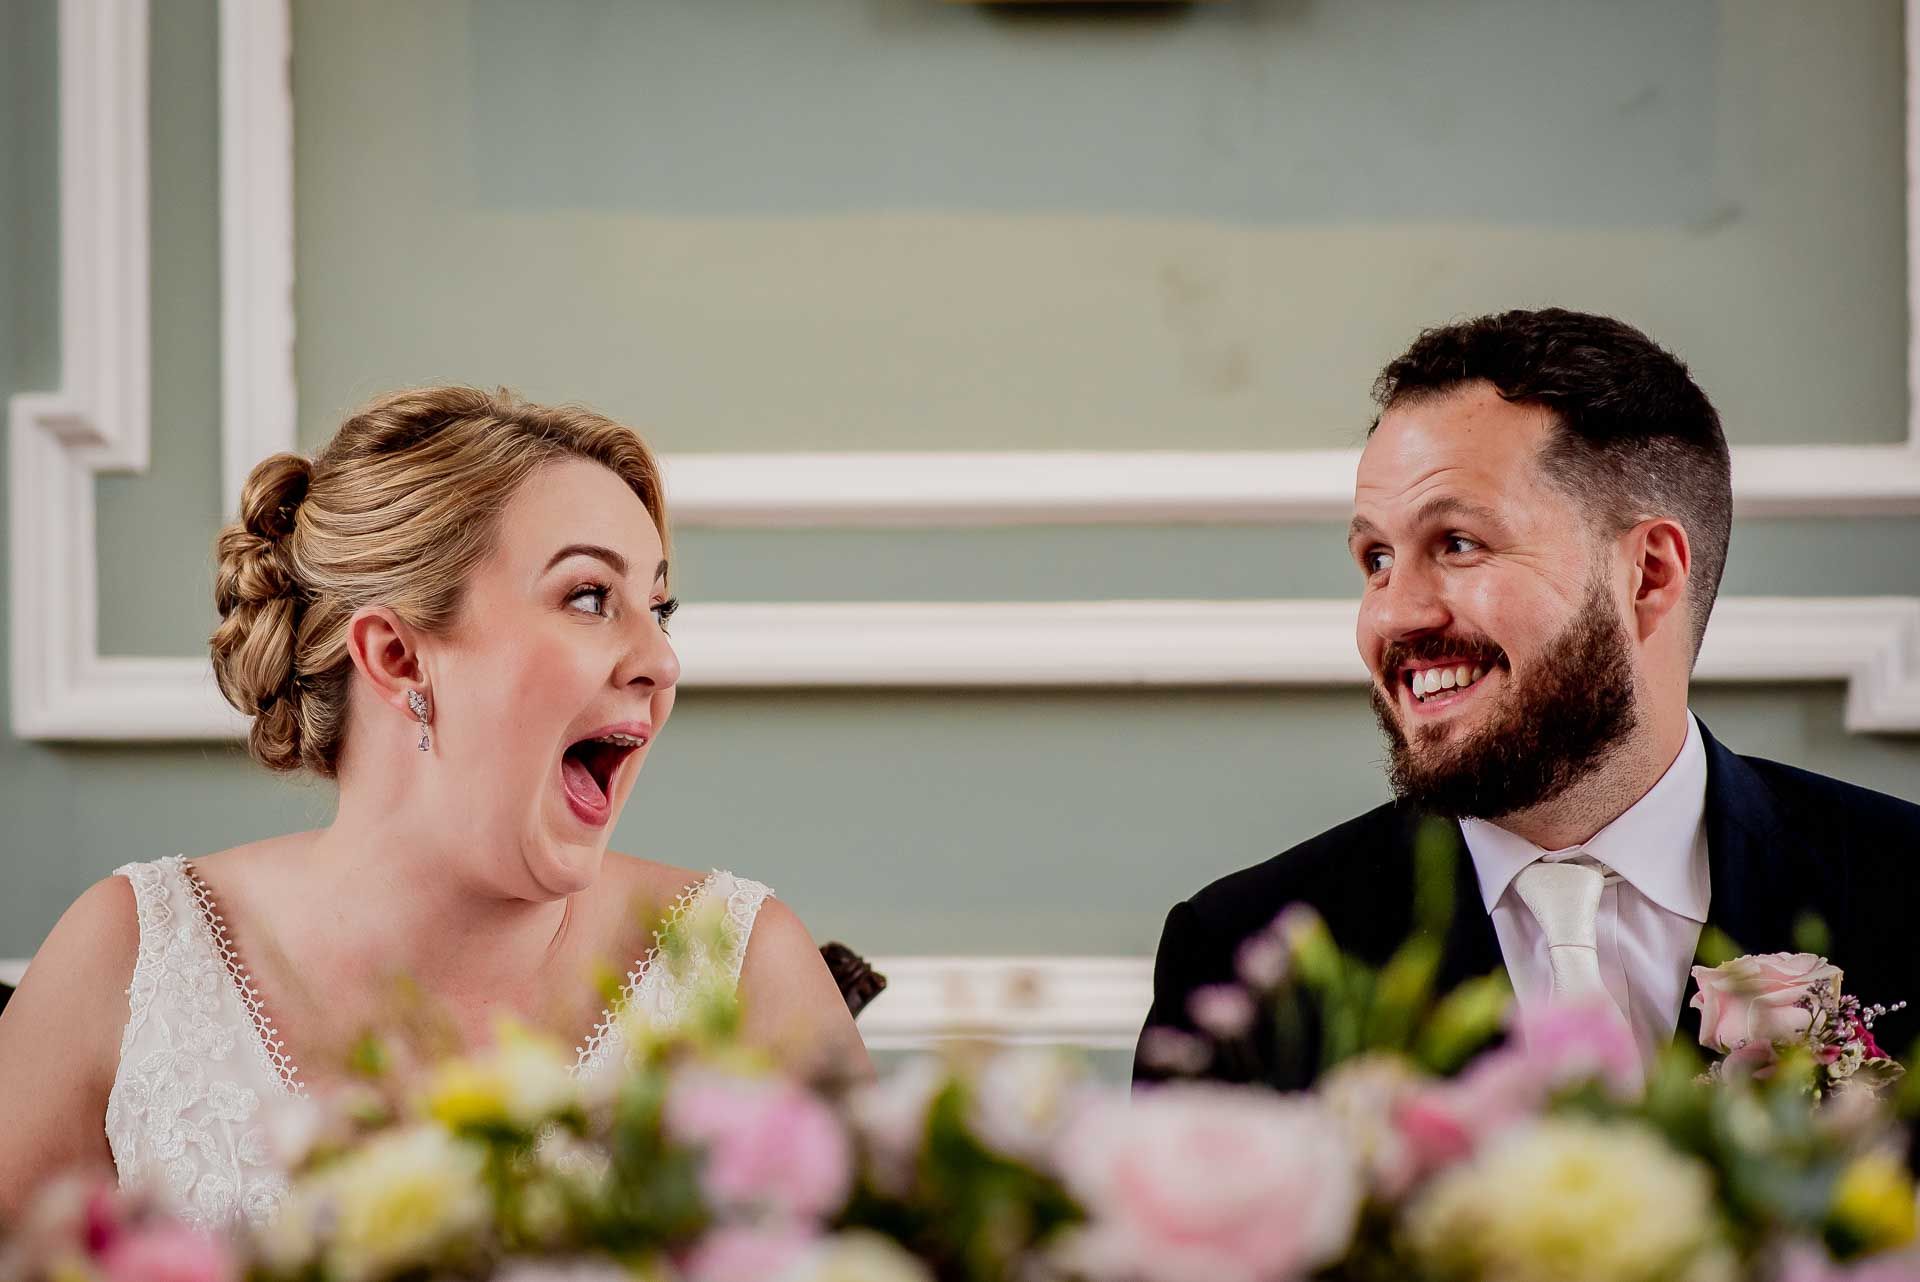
left=1430, top=816, right=1505, bottom=992
left=1677, top=722, right=1796, bottom=1048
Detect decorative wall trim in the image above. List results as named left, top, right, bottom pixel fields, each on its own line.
left=10, top=1, right=1920, bottom=743
left=16, top=596, right=1918, bottom=740
left=217, top=0, right=297, bottom=516
left=0, top=954, right=1157, bottom=1049
left=9, top=0, right=151, bottom=740
left=664, top=443, right=1920, bottom=528
left=9, top=1, right=292, bottom=740
left=855, top=957, right=1153, bottom=1052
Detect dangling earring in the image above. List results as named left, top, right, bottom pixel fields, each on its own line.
left=407, top=689, right=431, bottom=752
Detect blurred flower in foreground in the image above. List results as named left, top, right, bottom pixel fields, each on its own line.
left=1055, top=1083, right=1360, bottom=1282
left=1827, top=1151, right=1919, bottom=1259
left=278, top=1125, right=489, bottom=1282
left=423, top=1023, right=579, bottom=1135
left=1403, top=1116, right=1728, bottom=1282
left=664, top=1070, right=852, bottom=1224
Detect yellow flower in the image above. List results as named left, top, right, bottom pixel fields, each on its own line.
left=1830, top=1151, right=1918, bottom=1255
left=1404, top=1117, right=1724, bottom=1282
left=305, top=1125, right=491, bottom=1282
left=424, top=1024, right=578, bottom=1132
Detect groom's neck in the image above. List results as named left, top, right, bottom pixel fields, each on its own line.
left=1489, top=700, right=1692, bottom=851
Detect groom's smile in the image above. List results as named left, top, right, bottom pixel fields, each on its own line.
left=1350, top=381, right=1644, bottom=819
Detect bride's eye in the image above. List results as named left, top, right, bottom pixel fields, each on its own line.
left=567, top=584, right=611, bottom=617
left=651, top=596, right=679, bottom=633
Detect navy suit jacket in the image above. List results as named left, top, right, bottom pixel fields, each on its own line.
left=1134, top=724, right=1920, bottom=1089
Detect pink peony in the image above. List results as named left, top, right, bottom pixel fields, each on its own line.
left=98, top=1224, right=236, bottom=1282
left=1055, top=1084, right=1360, bottom=1282
left=1389, top=998, right=1640, bottom=1186
left=1510, top=998, right=1642, bottom=1096
left=664, top=1071, right=853, bottom=1223
left=678, top=1225, right=818, bottom=1282
left=1691, top=952, right=1842, bottom=1055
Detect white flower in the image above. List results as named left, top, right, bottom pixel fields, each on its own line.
left=1403, top=1116, right=1724, bottom=1282
left=293, top=1125, right=490, bottom=1282
left=786, top=1231, right=934, bottom=1282
left=1319, top=1053, right=1425, bottom=1199
left=970, top=1049, right=1088, bottom=1164
left=1055, top=1084, right=1360, bottom=1282
left=493, top=1258, right=635, bottom=1282
left=847, top=1057, right=946, bottom=1195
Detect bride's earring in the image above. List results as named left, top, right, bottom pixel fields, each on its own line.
left=407, top=689, right=431, bottom=752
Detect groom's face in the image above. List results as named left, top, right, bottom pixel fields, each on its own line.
left=1350, top=382, right=1640, bottom=816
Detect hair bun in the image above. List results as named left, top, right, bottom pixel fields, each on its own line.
left=240, top=452, right=311, bottom=541
left=211, top=452, right=314, bottom=771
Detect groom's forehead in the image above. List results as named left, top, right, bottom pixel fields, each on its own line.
left=1356, top=393, right=1558, bottom=512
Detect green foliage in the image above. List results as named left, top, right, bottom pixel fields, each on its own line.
left=843, top=1079, right=1083, bottom=1282
left=1268, top=819, right=1510, bottom=1081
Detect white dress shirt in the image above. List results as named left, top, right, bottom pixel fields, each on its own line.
left=1460, top=713, right=1711, bottom=1067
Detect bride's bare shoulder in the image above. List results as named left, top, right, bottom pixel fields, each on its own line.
left=598, top=850, right=712, bottom=904
left=0, top=873, right=140, bottom=1076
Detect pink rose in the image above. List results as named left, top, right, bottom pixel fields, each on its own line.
left=1691, top=953, right=1843, bottom=1055
left=98, top=1224, right=236, bottom=1282
left=664, top=1071, right=852, bottom=1223
left=1056, top=1084, right=1360, bottom=1282
left=1510, top=999, right=1642, bottom=1096
left=1389, top=998, right=1640, bottom=1186
left=678, top=1225, right=817, bottom=1282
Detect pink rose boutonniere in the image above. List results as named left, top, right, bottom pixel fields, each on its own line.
left=1689, top=952, right=1906, bottom=1096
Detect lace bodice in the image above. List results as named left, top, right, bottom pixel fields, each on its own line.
left=104, top=857, right=771, bottom=1230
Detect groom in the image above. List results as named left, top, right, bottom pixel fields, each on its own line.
left=1135, top=308, right=1920, bottom=1089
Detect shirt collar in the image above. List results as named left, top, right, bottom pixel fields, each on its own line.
left=1460, top=713, right=1711, bottom=923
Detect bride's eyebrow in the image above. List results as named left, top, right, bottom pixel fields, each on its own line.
left=543, top=544, right=629, bottom=577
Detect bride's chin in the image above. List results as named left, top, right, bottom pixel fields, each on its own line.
left=524, top=839, right=605, bottom=900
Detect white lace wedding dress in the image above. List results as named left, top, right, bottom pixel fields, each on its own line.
left=102, top=856, right=771, bottom=1230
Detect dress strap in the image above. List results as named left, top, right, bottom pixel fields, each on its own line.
left=571, top=869, right=774, bottom=1077
left=112, top=859, right=180, bottom=1053
left=701, top=870, right=774, bottom=985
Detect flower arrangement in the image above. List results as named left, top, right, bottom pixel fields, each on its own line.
left=6, top=856, right=1919, bottom=1282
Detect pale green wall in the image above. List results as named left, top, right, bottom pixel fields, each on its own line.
left=4, top=0, right=1920, bottom=964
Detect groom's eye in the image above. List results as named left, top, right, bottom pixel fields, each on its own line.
left=1443, top=534, right=1481, bottom=556
left=1362, top=549, right=1394, bottom=575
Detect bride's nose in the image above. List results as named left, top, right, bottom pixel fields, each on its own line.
left=616, top=612, right=680, bottom=691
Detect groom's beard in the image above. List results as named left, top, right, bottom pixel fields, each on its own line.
left=1368, top=577, right=1641, bottom=820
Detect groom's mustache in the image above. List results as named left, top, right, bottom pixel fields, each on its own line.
left=1378, top=634, right=1510, bottom=689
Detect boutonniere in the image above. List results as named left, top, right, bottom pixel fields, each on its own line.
left=1689, top=952, right=1906, bottom=1096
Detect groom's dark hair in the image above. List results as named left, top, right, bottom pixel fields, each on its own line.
left=1369, top=307, right=1732, bottom=660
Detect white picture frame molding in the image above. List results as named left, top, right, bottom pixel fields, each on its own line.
left=0, top=953, right=1155, bottom=1051
left=11, top=0, right=1920, bottom=744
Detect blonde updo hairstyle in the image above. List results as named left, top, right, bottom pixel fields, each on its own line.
left=212, top=386, right=668, bottom=776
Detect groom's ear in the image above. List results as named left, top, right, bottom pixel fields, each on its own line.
left=345, top=605, right=428, bottom=717
left=1625, top=517, right=1692, bottom=645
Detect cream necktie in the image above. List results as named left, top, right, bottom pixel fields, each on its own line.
left=1512, top=859, right=1609, bottom=1003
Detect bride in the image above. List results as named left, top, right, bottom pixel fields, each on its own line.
left=0, top=386, right=871, bottom=1227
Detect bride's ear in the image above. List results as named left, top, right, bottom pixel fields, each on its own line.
left=345, top=605, right=428, bottom=717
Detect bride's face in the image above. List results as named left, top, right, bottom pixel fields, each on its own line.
left=428, top=458, right=679, bottom=898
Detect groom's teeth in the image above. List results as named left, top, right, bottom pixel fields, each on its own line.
left=1410, top=663, right=1493, bottom=702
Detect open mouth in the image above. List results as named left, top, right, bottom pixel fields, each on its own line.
left=559, top=728, right=648, bottom=826
left=1400, top=661, right=1495, bottom=710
